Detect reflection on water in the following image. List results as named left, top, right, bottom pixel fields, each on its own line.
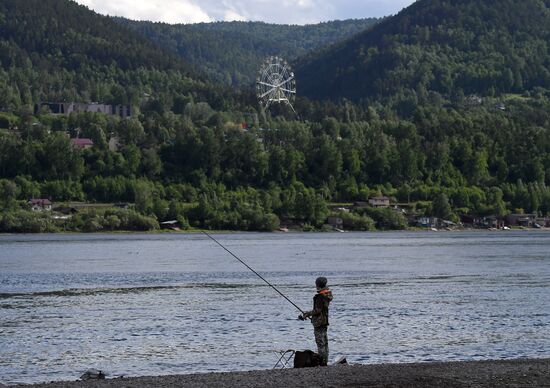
left=0, top=231, right=549, bottom=384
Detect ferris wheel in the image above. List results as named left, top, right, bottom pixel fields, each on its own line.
left=256, top=56, right=296, bottom=113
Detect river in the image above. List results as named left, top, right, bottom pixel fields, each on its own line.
left=1, top=231, right=549, bottom=384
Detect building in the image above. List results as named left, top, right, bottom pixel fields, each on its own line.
left=369, top=196, right=390, bottom=208
left=327, top=216, right=344, bottom=230
left=71, top=138, right=94, bottom=149
left=38, top=102, right=132, bottom=118
left=505, top=214, right=537, bottom=227
left=535, top=217, right=550, bottom=228
left=466, top=95, right=483, bottom=106
left=460, top=214, right=482, bottom=227
left=483, top=216, right=505, bottom=229
left=416, top=216, right=438, bottom=228
left=29, top=199, right=52, bottom=211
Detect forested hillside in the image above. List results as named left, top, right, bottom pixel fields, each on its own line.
left=0, top=0, right=249, bottom=111
left=1, top=0, right=550, bottom=233
left=296, top=0, right=550, bottom=107
left=117, top=18, right=380, bottom=86
left=0, top=0, right=190, bottom=72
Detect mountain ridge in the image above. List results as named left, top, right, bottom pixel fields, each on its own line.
left=295, top=0, right=550, bottom=103
left=116, top=17, right=381, bottom=87
left=0, top=0, right=192, bottom=73
left=0, top=0, right=247, bottom=111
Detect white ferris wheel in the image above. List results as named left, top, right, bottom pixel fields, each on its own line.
left=256, top=56, right=296, bottom=113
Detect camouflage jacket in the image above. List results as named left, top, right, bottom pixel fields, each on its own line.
left=305, top=288, right=333, bottom=328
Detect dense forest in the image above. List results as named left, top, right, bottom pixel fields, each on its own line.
left=116, top=18, right=380, bottom=87
left=0, top=0, right=254, bottom=111
left=1, top=0, right=550, bottom=233
left=296, top=0, right=550, bottom=107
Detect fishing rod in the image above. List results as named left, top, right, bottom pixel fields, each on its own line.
left=201, top=230, right=305, bottom=315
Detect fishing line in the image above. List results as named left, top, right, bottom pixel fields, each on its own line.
left=201, top=230, right=305, bottom=315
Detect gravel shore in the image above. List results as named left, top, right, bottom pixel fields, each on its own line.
left=11, top=358, right=550, bottom=388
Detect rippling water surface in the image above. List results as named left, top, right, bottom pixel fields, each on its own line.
left=1, top=231, right=549, bottom=384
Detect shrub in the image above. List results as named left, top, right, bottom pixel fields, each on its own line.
left=337, top=211, right=375, bottom=231
left=359, top=207, right=408, bottom=230
left=0, top=210, right=59, bottom=233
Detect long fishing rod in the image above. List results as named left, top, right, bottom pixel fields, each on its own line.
left=201, top=230, right=305, bottom=315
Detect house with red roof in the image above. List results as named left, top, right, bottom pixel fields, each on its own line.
left=29, top=199, right=52, bottom=211
left=71, top=138, right=94, bottom=149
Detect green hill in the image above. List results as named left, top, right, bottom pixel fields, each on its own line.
left=296, top=0, right=550, bottom=103
left=1, top=0, right=550, bottom=233
left=0, top=0, right=219, bottom=110
left=0, top=0, right=192, bottom=72
left=116, top=18, right=380, bottom=86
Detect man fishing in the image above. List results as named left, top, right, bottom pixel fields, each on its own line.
left=299, top=276, right=333, bottom=366
left=201, top=232, right=334, bottom=366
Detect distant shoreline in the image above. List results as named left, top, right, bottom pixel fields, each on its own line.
left=12, top=358, right=550, bottom=388
left=1, top=227, right=550, bottom=236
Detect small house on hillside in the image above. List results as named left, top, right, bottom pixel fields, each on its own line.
left=29, top=199, right=52, bottom=211
left=466, top=95, right=483, bottom=106
left=71, top=138, right=94, bottom=149
left=369, top=196, right=390, bottom=208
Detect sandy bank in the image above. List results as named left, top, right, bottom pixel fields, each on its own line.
left=12, top=358, right=550, bottom=388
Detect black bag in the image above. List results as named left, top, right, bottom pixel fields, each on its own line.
left=294, top=350, right=321, bottom=368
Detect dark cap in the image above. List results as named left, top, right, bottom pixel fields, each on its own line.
left=315, top=276, right=327, bottom=288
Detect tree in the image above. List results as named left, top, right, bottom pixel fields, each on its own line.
left=432, top=192, right=453, bottom=220
left=487, top=187, right=507, bottom=216
left=118, top=118, right=145, bottom=144
left=0, top=179, right=19, bottom=210
left=141, top=148, right=162, bottom=178
left=123, top=145, right=141, bottom=176
left=134, top=180, right=153, bottom=214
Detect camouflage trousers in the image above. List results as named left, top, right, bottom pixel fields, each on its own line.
left=314, top=326, right=329, bottom=366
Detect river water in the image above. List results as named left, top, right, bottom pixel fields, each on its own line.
left=0, top=231, right=549, bottom=384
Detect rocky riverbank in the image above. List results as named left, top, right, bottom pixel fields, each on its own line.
left=11, top=358, right=550, bottom=388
